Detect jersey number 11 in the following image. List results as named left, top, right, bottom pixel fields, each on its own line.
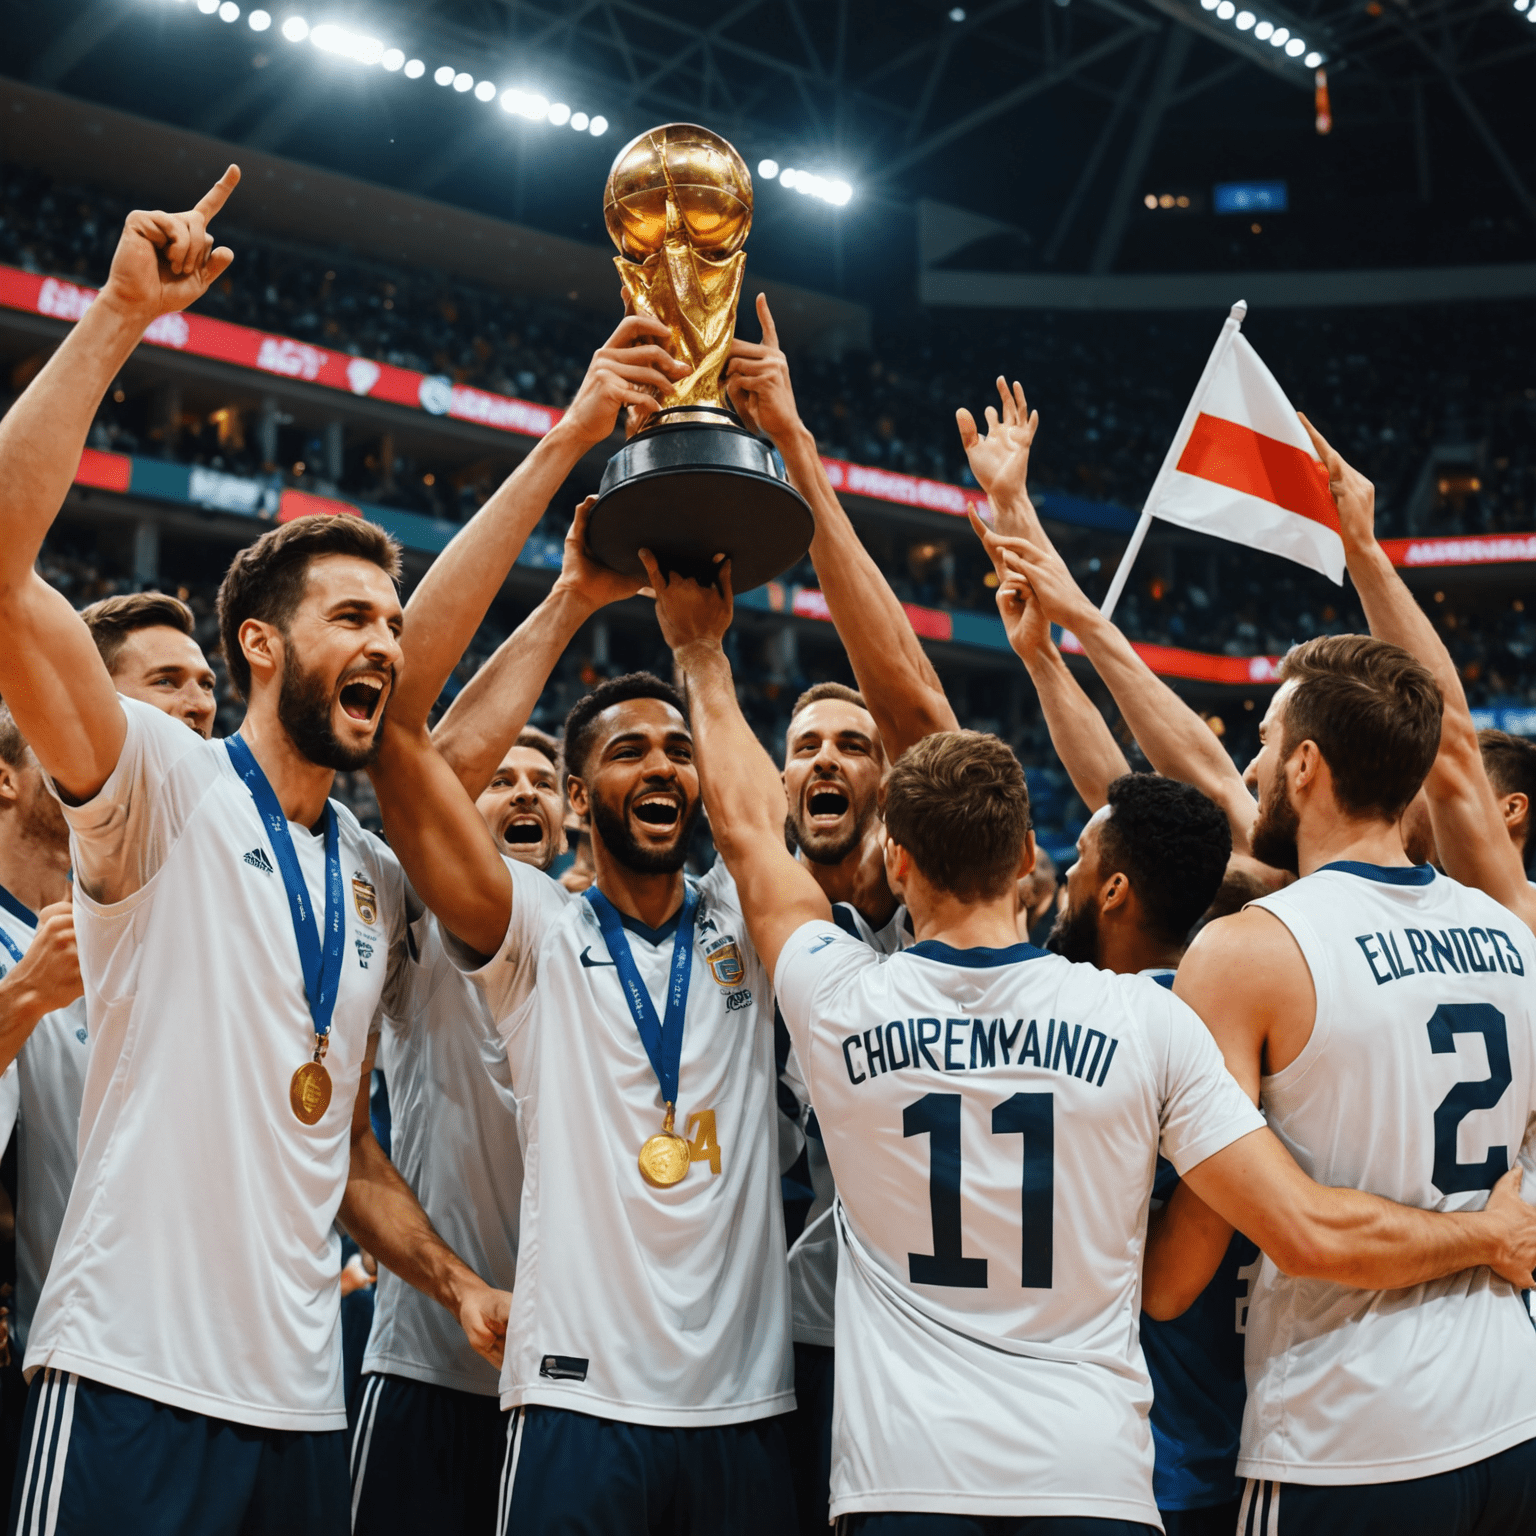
left=904, top=1091, right=1054, bottom=1290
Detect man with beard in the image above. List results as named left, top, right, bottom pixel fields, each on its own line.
left=1171, top=633, right=1536, bottom=1534
left=352, top=503, right=650, bottom=1536
left=648, top=556, right=1536, bottom=1534
left=0, top=172, right=512, bottom=1534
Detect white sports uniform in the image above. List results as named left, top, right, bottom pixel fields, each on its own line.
left=456, top=854, right=792, bottom=1424
left=774, top=924, right=1266, bottom=1524
left=784, top=901, right=911, bottom=1347
left=364, top=910, right=522, bottom=1394
left=28, top=698, right=409, bottom=1430
left=1240, top=860, right=1536, bottom=1484
left=0, top=893, right=90, bottom=1351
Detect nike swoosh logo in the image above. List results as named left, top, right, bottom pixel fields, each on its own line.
left=579, top=946, right=616, bottom=969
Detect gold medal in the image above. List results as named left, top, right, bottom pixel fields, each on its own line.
left=638, top=1103, right=691, bottom=1187
left=290, top=1034, right=332, bottom=1125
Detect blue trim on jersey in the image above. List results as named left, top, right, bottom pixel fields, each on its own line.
left=906, top=939, right=1049, bottom=968
left=0, top=881, right=38, bottom=930
left=831, top=904, right=862, bottom=939
left=1149, top=970, right=1176, bottom=990
left=1319, top=860, right=1436, bottom=886
left=617, top=908, right=683, bottom=945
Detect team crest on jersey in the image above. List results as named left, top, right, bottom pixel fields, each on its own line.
left=703, top=936, right=744, bottom=990
left=351, top=875, right=378, bottom=926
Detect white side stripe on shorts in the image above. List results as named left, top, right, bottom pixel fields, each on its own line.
left=15, top=1369, right=79, bottom=1536
left=1238, top=1477, right=1282, bottom=1536
left=496, top=1408, right=525, bottom=1536
left=349, top=1375, right=387, bottom=1531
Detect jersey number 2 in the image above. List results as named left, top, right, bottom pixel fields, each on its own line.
left=1427, top=1003, right=1511, bottom=1195
left=903, top=1091, right=1054, bottom=1289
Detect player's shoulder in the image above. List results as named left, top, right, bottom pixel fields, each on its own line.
left=122, top=696, right=220, bottom=777
left=503, top=851, right=578, bottom=922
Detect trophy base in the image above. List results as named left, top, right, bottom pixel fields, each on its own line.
left=589, top=416, right=814, bottom=592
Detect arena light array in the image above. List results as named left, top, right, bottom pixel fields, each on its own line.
left=756, top=160, right=853, bottom=206
left=1514, top=0, right=1536, bottom=24
left=167, top=6, right=611, bottom=136
left=1199, top=0, right=1322, bottom=66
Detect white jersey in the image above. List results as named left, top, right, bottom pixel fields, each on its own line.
left=1241, top=860, right=1536, bottom=1484
left=784, top=901, right=911, bottom=1347
left=775, top=922, right=1265, bottom=1523
left=365, top=909, right=522, bottom=1395
left=28, top=698, right=409, bottom=1431
left=459, top=854, right=791, bottom=1424
left=0, top=895, right=89, bottom=1351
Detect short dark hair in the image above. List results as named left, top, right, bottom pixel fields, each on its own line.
left=1097, top=774, right=1232, bottom=945
left=883, top=731, right=1031, bottom=900
left=1277, top=635, right=1442, bottom=821
left=216, top=516, right=401, bottom=700
left=562, top=672, right=688, bottom=782
left=0, top=703, right=25, bottom=769
left=80, top=591, right=196, bottom=674
left=1480, top=729, right=1536, bottom=804
left=515, top=726, right=561, bottom=769
left=791, top=681, right=867, bottom=719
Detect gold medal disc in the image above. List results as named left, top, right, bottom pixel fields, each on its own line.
left=290, top=1060, right=333, bottom=1125
left=638, top=1130, right=691, bottom=1187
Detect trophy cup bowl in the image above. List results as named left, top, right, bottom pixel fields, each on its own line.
left=586, top=124, right=813, bottom=592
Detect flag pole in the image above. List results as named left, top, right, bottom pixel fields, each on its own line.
left=1100, top=300, right=1248, bottom=621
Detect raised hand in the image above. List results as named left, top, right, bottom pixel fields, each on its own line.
left=561, top=313, right=689, bottom=449
left=5, top=901, right=83, bottom=1019
left=966, top=508, right=1096, bottom=633
left=554, top=495, right=648, bottom=611
left=1299, top=412, right=1377, bottom=555
left=956, top=377, right=1040, bottom=533
left=640, top=549, right=733, bottom=655
left=724, top=293, right=803, bottom=443
left=99, top=165, right=241, bottom=325
left=995, top=567, right=1052, bottom=659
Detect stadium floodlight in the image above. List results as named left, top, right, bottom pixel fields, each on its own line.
left=281, top=15, right=308, bottom=41
left=453, top=71, right=473, bottom=91
left=403, top=57, right=424, bottom=77
left=1304, top=48, right=1323, bottom=63
left=1235, top=10, right=1256, bottom=28
left=248, top=9, right=271, bottom=29
left=758, top=159, right=780, bottom=180
left=474, top=79, right=496, bottom=101
left=548, top=102, right=571, bottom=124
left=1269, top=25, right=1289, bottom=43
left=311, top=23, right=385, bottom=64
left=218, top=2, right=240, bottom=20
left=1253, top=19, right=1272, bottom=37
left=434, top=65, right=455, bottom=85
left=1200, top=0, right=1219, bottom=8
left=570, top=111, right=589, bottom=130
left=589, top=115, right=608, bottom=135
left=1285, top=36, right=1305, bottom=53
left=1216, top=2, right=1236, bottom=18
left=381, top=47, right=404, bottom=69
left=779, top=167, right=853, bottom=206
left=1518, top=0, right=1532, bottom=11
left=197, top=0, right=219, bottom=13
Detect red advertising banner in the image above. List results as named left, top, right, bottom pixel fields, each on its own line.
left=1378, top=532, right=1536, bottom=569
left=1057, top=628, right=1283, bottom=687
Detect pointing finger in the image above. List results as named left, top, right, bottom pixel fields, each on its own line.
left=638, top=548, right=664, bottom=588
left=756, top=292, right=779, bottom=349
left=194, top=164, right=241, bottom=224
left=955, top=407, right=978, bottom=449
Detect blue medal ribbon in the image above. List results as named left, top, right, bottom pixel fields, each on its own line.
left=225, top=736, right=345, bottom=1047
left=584, top=884, right=698, bottom=1111
left=0, top=882, right=35, bottom=968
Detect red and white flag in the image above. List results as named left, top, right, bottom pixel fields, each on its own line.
left=1101, top=302, right=1343, bottom=618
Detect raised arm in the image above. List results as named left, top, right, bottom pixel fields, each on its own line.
left=388, top=315, right=686, bottom=732
left=726, top=295, right=957, bottom=759
left=431, top=498, right=643, bottom=799
left=642, top=551, right=831, bottom=977
left=369, top=719, right=512, bottom=959
left=1299, top=416, right=1534, bottom=928
left=978, top=527, right=1259, bottom=853
left=0, top=170, right=239, bottom=798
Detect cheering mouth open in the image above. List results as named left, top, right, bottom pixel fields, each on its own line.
left=339, top=679, right=385, bottom=722
left=807, top=787, right=851, bottom=821
left=633, top=793, right=682, bottom=828
left=503, top=817, right=545, bottom=845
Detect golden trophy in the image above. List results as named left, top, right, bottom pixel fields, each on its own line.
left=586, top=124, right=813, bottom=591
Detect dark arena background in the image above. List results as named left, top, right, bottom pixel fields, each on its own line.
left=2, top=0, right=1532, bottom=861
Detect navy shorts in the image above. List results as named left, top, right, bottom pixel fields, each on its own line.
left=10, top=1368, right=348, bottom=1536
left=1160, top=1504, right=1241, bottom=1536
left=839, top=1518, right=1159, bottom=1535
left=1239, top=1433, right=1536, bottom=1535
left=783, top=1344, right=834, bottom=1536
left=348, top=1373, right=505, bottom=1536
left=499, top=1404, right=797, bottom=1536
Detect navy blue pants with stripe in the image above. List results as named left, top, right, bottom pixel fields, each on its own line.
left=348, top=1373, right=505, bottom=1536
left=839, top=1518, right=1159, bottom=1534
left=498, top=1404, right=797, bottom=1535
left=9, top=1368, right=348, bottom=1536
left=1238, top=1433, right=1536, bottom=1535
